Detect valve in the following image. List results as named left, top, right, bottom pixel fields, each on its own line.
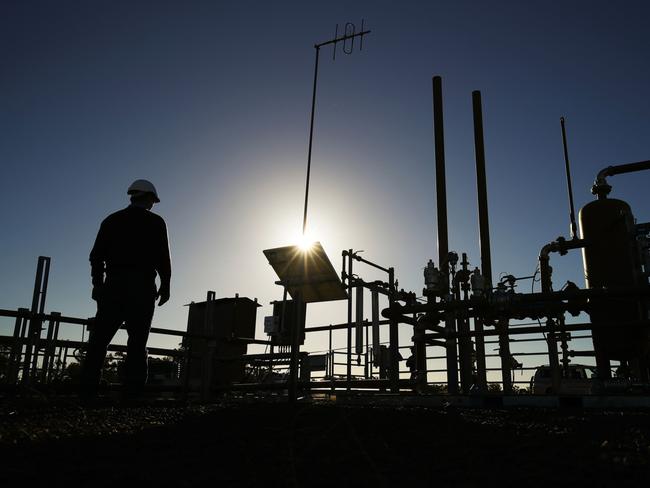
left=499, top=274, right=517, bottom=291
left=470, top=268, right=487, bottom=297
left=424, top=259, right=439, bottom=288
left=448, top=251, right=459, bottom=270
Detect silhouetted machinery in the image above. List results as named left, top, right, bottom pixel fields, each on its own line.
left=6, top=75, right=650, bottom=401
left=380, top=76, right=650, bottom=395
left=580, top=162, right=650, bottom=381
left=265, top=299, right=307, bottom=346
left=185, top=293, right=260, bottom=392
left=181, top=78, right=650, bottom=400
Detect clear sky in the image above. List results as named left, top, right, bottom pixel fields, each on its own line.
left=1, top=1, right=649, bottom=380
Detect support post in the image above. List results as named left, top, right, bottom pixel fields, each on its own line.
left=346, top=250, right=353, bottom=390
left=289, top=291, right=304, bottom=402
left=497, top=318, right=513, bottom=393
left=388, top=267, right=400, bottom=392
left=540, top=254, right=563, bottom=392
left=355, top=286, right=364, bottom=355
left=9, top=309, right=28, bottom=384
left=40, top=312, right=60, bottom=383
left=457, top=254, right=474, bottom=393
left=23, top=256, right=50, bottom=384
left=473, top=317, right=488, bottom=392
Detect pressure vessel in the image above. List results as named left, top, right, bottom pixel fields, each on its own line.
left=579, top=198, right=646, bottom=358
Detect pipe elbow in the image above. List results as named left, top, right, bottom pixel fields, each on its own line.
left=591, top=170, right=612, bottom=199
left=539, top=242, right=557, bottom=260
left=596, top=165, right=615, bottom=181
left=381, top=302, right=401, bottom=319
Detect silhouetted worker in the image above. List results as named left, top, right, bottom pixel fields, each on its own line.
left=81, top=179, right=171, bottom=399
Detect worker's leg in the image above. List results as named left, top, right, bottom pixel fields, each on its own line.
left=80, top=295, right=124, bottom=396
left=123, top=294, right=155, bottom=396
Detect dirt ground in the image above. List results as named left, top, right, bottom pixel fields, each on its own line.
left=1, top=397, right=650, bottom=487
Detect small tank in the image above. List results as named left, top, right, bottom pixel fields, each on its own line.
left=579, top=198, right=647, bottom=359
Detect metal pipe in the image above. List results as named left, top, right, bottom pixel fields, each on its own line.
left=306, top=318, right=390, bottom=333
left=315, top=29, right=372, bottom=49
left=539, top=238, right=586, bottom=291
left=302, top=46, right=320, bottom=235
left=351, top=254, right=391, bottom=274
left=0, top=336, right=188, bottom=358
left=433, top=77, right=449, bottom=290
left=472, top=90, right=492, bottom=393
left=414, top=322, right=428, bottom=388
left=433, top=76, right=458, bottom=394
left=288, top=291, right=303, bottom=402
left=303, top=29, right=372, bottom=234
left=23, top=257, right=48, bottom=384
left=384, top=269, right=630, bottom=317
left=40, top=313, right=57, bottom=383
left=371, top=290, right=380, bottom=363
left=472, top=91, right=493, bottom=288
left=560, top=117, right=578, bottom=239
left=473, top=317, right=488, bottom=392
left=328, top=315, right=333, bottom=387
left=8, top=310, right=27, bottom=383
left=592, top=159, right=650, bottom=199
left=55, top=340, right=64, bottom=377
left=539, top=237, right=587, bottom=392
left=422, top=320, right=645, bottom=340
left=496, top=318, right=512, bottom=393
left=388, top=267, right=400, bottom=392
left=457, top=253, right=473, bottom=393
left=355, top=286, right=364, bottom=355
left=51, top=318, right=60, bottom=382
left=471, top=91, right=491, bottom=394
left=39, top=257, right=50, bottom=315
left=346, top=250, right=353, bottom=390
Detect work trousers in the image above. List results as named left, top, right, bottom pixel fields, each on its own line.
left=81, top=277, right=156, bottom=395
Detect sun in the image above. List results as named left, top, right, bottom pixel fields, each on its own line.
left=297, top=233, right=316, bottom=252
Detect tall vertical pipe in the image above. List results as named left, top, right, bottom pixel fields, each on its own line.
left=472, top=92, right=492, bottom=286
left=433, top=77, right=449, bottom=289
left=433, top=76, right=458, bottom=394
left=472, top=91, right=490, bottom=392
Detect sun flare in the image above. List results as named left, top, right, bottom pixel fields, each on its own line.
left=297, top=233, right=316, bottom=252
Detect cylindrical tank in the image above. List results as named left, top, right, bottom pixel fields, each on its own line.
left=579, top=198, right=646, bottom=359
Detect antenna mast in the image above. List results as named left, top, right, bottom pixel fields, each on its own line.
left=560, top=117, right=578, bottom=240
left=302, top=20, right=371, bottom=235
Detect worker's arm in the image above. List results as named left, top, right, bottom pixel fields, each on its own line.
left=156, top=220, right=172, bottom=306
left=89, top=221, right=108, bottom=300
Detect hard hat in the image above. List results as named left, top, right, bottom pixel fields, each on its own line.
left=127, top=179, right=160, bottom=202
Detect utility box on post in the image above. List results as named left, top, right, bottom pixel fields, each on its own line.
left=269, top=299, right=306, bottom=346
left=185, top=295, right=260, bottom=392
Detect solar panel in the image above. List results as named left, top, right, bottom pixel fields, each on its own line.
left=263, top=242, right=348, bottom=303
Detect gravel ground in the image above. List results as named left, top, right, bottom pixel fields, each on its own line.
left=1, top=397, right=650, bottom=487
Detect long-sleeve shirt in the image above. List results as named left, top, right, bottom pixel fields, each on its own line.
left=89, top=205, right=171, bottom=288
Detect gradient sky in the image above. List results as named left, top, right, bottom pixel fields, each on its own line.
left=1, top=1, right=649, bottom=379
